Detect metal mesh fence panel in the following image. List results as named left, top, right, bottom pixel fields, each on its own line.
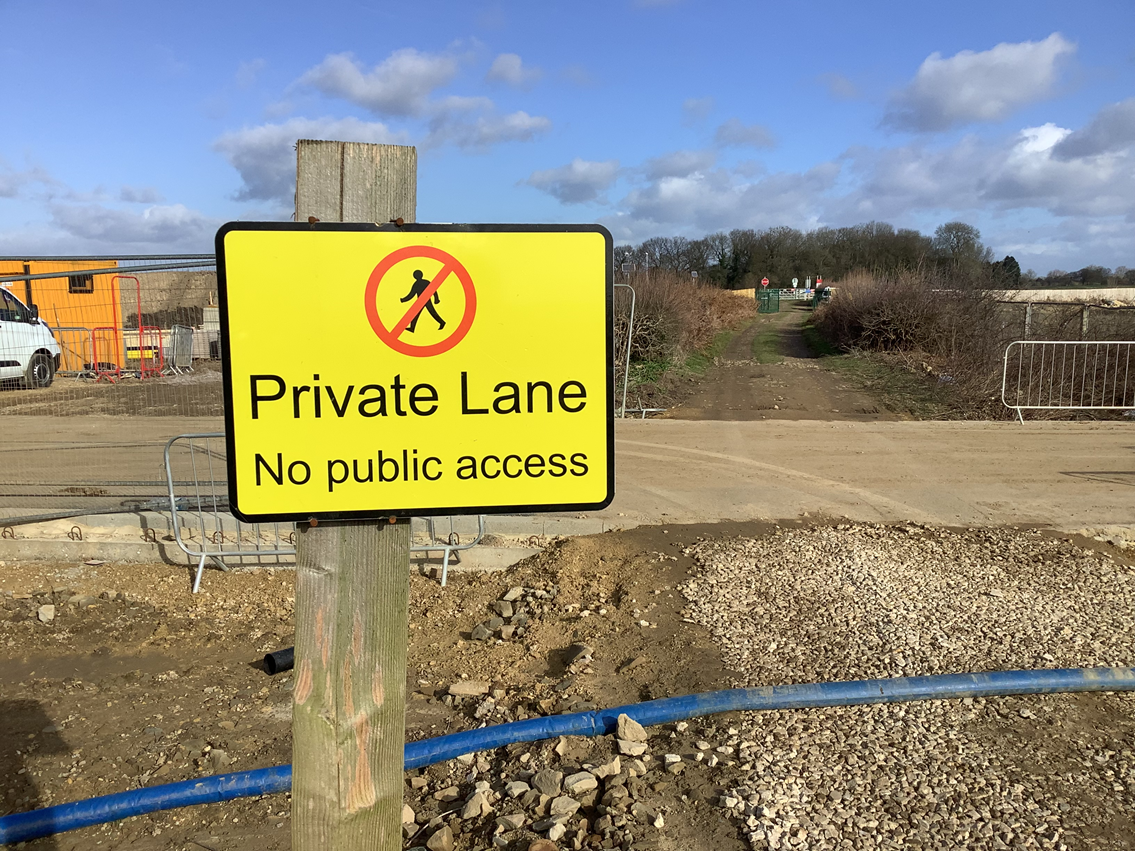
left=0, top=257, right=221, bottom=523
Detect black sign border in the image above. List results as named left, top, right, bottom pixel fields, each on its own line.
left=216, top=221, right=615, bottom=524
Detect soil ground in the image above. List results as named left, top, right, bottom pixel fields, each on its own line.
left=0, top=523, right=749, bottom=851
left=0, top=362, right=225, bottom=418
left=2, top=523, right=1134, bottom=850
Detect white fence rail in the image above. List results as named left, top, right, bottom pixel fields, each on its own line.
left=1002, top=340, right=1135, bottom=422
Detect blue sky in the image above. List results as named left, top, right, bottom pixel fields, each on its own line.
left=1, top=0, right=1133, bottom=273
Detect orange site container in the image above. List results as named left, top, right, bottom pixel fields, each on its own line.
left=0, top=260, right=122, bottom=372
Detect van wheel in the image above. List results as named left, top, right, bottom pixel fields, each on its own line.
left=26, top=353, right=54, bottom=389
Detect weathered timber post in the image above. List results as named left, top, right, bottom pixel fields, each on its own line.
left=292, top=140, right=417, bottom=850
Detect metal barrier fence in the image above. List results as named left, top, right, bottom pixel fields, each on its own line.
left=163, top=433, right=292, bottom=592
left=1001, top=340, right=1135, bottom=422
left=613, top=282, right=635, bottom=417
left=164, top=433, right=486, bottom=592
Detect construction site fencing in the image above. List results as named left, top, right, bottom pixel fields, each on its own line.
left=992, top=300, right=1135, bottom=343
left=611, top=279, right=669, bottom=417
left=164, top=433, right=486, bottom=592
left=612, top=282, right=635, bottom=416
left=0, top=255, right=221, bottom=524
left=1001, top=340, right=1135, bottom=422
left=163, top=433, right=292, bottom=592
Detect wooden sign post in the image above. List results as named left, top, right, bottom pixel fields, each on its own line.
left=292, top=140, right=417, bottom=850
left=214, top=138, right=613, bottom=851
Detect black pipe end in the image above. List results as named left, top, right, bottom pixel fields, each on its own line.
left=264, top=647, right=294, bottom=675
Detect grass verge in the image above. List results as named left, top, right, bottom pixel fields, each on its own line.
left=684, top=328, right=736, bottom=374
left=802, top=318, right=949, bottom=418
left=750, top=321, right=783, bottom=364
left=623, top=320, right=750, bottom=411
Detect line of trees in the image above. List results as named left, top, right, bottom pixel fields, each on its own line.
left=615, top=221, right=1132, bottom=290
left=1033, top=266, right=1135, bottom=287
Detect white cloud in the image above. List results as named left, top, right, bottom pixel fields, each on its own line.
left=1053, top=98, right=1135, bottom=160
left=48, top=203, right=220, bottom=250
left=560, top=65, right=595, bottom=87
left=590, top=98, right=1135, bottom=268
left=714, top=118, right=775, bottom=149
left=0, top=166, right=213, bottom=254
left=485, top=53, right=542, bottom=88
left=829, top=115, right=1135, bottom=224
left=0, top=163, right=55, bottom=199
left=213, top=117, right=406, bottom=202
left=616, top=164, right=838, bottom=236
left=235, top=58, right=267, bottom=89
left=733, top=160, right=767, bottom=179
left=287, top=48, right=550, bottom=154
left=1014, top=122, right=1071, bottom=154
left=682, top=97, right=714, bottom=124
left=524, top=159, right=621, bottom=204
left=426, top=109, right=550, bottom=150
left=119, top=185, right=164, bottom=204
left=984, top=124, right=1135, bottom=217
left=829, top=138, right=988, bottom=220
left=644, top=149, right=716, bottom=180
left=297, top=49, right=458, bottom=117
left=818, top=72, right=858, bottom=101
left=988, top=217, right=1135, bottom=271
left=884, top=33, right=1075, bottom=132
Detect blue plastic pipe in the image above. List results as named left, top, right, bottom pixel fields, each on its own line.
left=3, top=667, right=1133, bottom=845
left=0, top=766, right=293, bottom=846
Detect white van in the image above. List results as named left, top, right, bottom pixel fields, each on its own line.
left=0, top=288, right=61, bottom=388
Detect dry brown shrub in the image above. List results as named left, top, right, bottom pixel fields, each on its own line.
left=819, top=270, right=1135, bottom=417
left=612, top=271, right=754, bottom=412
left=816, top=269, right=1013, bottom=414
left=614, top=270, right=754, bottom=365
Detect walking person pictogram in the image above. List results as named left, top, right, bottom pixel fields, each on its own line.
left=400, top=270, right=446, bottom=332
left=366, top=245, right=476, bottom=357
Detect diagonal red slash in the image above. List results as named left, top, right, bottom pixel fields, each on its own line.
left=391, top=261, right=454, bottom=337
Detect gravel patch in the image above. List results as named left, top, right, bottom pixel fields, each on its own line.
left=680, top=524, right=1135, bottom=850
left=681, top=524, right=1135, bottom=683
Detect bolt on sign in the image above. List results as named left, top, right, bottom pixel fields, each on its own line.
left=216, top=223, right=614, bottom=522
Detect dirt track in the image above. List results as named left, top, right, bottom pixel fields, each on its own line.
left=0, top=525, right=746, bottom=851
left=664, top=306, right=892, bottom=422
left=3, top=522, right=1134, bottom=851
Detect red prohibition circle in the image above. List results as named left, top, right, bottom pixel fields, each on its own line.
left=364, top=245, right=477, bottom=357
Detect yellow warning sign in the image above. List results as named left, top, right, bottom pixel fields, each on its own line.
left=216, top=223, right=613, bottom=522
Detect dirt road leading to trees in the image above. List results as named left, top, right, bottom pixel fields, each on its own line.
left=664, top=305, right=896, bottom=421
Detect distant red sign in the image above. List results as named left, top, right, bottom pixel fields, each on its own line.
left=760, top=277, right=769, bottom=288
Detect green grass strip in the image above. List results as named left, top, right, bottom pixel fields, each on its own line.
left=750, top=322, right=782, bottom=364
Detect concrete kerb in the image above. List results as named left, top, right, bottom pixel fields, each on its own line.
left=0, top=510, right=618, bottom=577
